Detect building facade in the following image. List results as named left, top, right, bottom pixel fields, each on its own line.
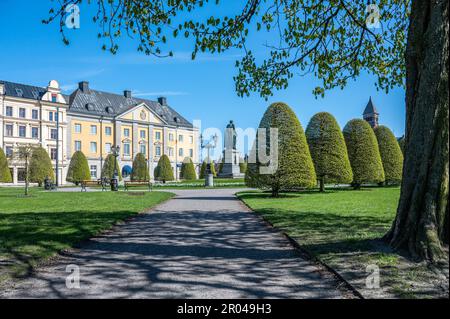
left=1, top=79, right=198, bottom=184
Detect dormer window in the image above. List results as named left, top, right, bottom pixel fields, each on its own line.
left=51, top=94, right=57, bottom=103
left=15, top=88, right=23, bottom=97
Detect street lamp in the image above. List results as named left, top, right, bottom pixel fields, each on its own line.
left=111, top=145, right=120, bottom=191
left=201, top=133, right=218, bottom=187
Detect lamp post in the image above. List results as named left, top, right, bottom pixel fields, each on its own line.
left=111, top=145, right=120, bottom=191
left=55, top=105, right=60, bottom=187
left=201, top=133, right=218, bottom=187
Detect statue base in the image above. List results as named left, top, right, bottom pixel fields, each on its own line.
left=218, top=149, right=244, bottom=178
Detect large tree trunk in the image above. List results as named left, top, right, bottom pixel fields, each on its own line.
left=385, top=0, right=449, bottom=263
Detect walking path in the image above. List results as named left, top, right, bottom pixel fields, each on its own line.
left=1, top=189, right=343, bottom=298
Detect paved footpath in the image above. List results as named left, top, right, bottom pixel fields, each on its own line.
left=1, top=189, right=344, bottom=299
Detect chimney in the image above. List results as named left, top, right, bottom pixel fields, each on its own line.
left=79, top=81, right=89, bottom=92
left=158, top=96, right=167, bottom=106
left=124, top=90, right=132, bottom=98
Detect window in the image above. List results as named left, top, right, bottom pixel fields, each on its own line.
left=155, top=146, right=161, bottom=156
left=50, top=148, right=57, bottom=160
left=140, top=144, right=146, bottom=155
left=5, top=146, right=13, bottom=158
left=168, top=147, right=174, bottom=156
left=50, top=129, right=58, bottom=140
left=5, top=124, right=13, bottom=136
left=124, top=128, right=130, bottom=137
left=32, top=109, right=39, bottom=120
left=51, top=94, right=57, bottom=103
left=19, top=108, right=26, bottom=118
left=49, top=111, right=53, bottom=121
left=31, top=127, right=39, bottom=139
left=90, top=125, right=97, bottom=135
left=155, top=131, right=161, bottom=140
left=6, top=106, right=13, bottom=117
left=74, top=124, right=82, bottom=133
left=74, top=141, right=82, bottom=151
left=178, top=134, right=184, bottom=142
left=179, top=148, right=183, bottom=157
left=123, top=143, right=130, bottom=156
left=19, top=126, right=26, bottom=137
left=169, top=133, right=174, bottom=141
left=90, top=165, right=98, bottom=178
left=189, top=149, right=193, bottom=158
left=105, top=143, right=112, bottom=153
left=17, top=168, right=26, bottom=182
left=189, top=136, right=193, bottom=144
left=90, top=142, right=97, bottom=153
left=105, top=126, right=112, bottom=136
left=140, top=130, right=146, bottom=139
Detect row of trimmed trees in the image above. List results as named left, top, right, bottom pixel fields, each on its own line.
left=245, top=103, right=404, bottom=196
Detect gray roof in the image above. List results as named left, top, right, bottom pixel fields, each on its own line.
left=0, top=80, right=47, bottom=100
left=68, top=88, right=193, bottom=128
left=363, top=97, right=379, bottom=115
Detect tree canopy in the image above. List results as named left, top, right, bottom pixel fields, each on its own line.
left=180, top=157, right=197, bottom=180
left=29, top=147, right=55, bottom=186
left=66, top=151, right=91, bottom=184
left=0, top=148, right=12, bottom=183
left=374, top=125, right=403, bottom=184
left=102, top=154, right=122, bottom=181
left=131, top=153, right=150, bottom=181
left=155, top=154, right=174, bottom=182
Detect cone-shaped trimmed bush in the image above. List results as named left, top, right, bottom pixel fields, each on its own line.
left=343, top=119, right=385, bottom=187
left=374, top=125, right=403, bottom=184
left=155, top=154, right=174, bottom=183
left=131, top=153, right=149, bottom=181
left=180, top=157, right=197, bottom=180
left=255, top=102, right=316, bottom=196
left=199, top=161, right=207, bottom=179
left=66, top=151, right=91, bottom=184
left=29, top=147, right=55, bottom=186
left=306, top=112, right=353, bottom=191
left=0, top=147, right=12, bottom=183
left=210, top=160, right=217, bottom=177
left=102, top=154, right=123, bottom=181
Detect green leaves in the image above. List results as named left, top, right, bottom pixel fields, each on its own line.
left=131, top=153, right=150, bottom=181
left=67, top=151, right=91, bottom=183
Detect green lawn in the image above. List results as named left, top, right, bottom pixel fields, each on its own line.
left=0, top=187, right=173, bottom=282
left=238, top=187, right=448, bottom=298
left=153, top=178, right=246, bottom=189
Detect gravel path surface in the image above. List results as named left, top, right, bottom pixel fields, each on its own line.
left=1, top=189, right=344, bottom=299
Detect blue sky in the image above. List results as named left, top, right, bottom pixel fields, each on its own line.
left=0, top=0, right=405, bottom=159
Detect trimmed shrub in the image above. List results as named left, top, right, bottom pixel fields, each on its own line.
left=306, top=112, right=353, bottom=191
left=155, top=154, right=174, bottom=183
left=199, top=159, right=216, bottom=178
left=29, top=147, right=55, bottom=186
left=66, top=151, right=91, bottom=184
left=254, top=102, right=316, bottom=196
left=180, top=157, right=197, bottom=180
left=374, top=125, right=404, bottom=184
left=398, top=136, right=405, bottom=155
left=102, top=154, right=122, bottom=181
left=131, top=153, right=150, bottom=181
left=343, top=119, right=385, bottom=187
left=0, top=147, right=12, bottom=183
left=239, top=158, right=247, bottom=174
left=210, top=160, right=217, bottom=177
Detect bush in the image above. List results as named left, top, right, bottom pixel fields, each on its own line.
left=306, top=112, right=353, bottom=191
left=239, top=158, right=247, bottom=174
left=0, top=147, right=12, bottom=183
left=180, top=157, right=197, bottom=180
left=398, top=136, right=405, bottom=155
left=374, top=125, right=404, bottom=184
left=131, top=153, right=150, bottom=181
left=155, top=154, right=174, bottom=183
left=343, top=119, right=385, bottom=188
left=199, top=159, right=216, bottom=178
left=29, top=147, right=55, bottom=186
left=254, top=102, right=316, bottom=196
left=66, top=151, right=91, bottom=184
left=102, top=154, right=122, bottom=181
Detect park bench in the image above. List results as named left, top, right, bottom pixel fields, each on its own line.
left=124, top=180, right=152, bottom=191
left=80, top=179, right=109, bottom=192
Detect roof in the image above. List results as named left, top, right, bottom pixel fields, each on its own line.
left=0, top=80, right=47, bottom=100
left=68, top=88, right=193, bottom=128
left=363, top=97, right=379, bottom=115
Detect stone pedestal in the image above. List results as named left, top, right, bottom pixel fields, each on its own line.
left=218, top=149, right=244, bottom=178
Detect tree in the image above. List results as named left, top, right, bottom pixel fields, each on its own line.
left=199, top=161, right=207, bottom=179
left=15, top=145, right=35, bottom=196
left=0, top=147, right=12, bottom=183
left=131, top=153, right=149, bottom=181
left=180, top=157, right=197, bottom=180
left=102, top=154, right=122, bottom=181
left=29, top=147, right=55, bottom=187
left=374, top=126, right=404, bottom=185
left=254, top=102, right=316, bottom=197
left=154, top=154, right=174, bottom=183
left=306, top=112, right=353, bottom=192
left=66, top=151, right=91, bottom=185
left=343, top=119, right=385, bottom=188
left=46, top=0, right=449, bottom=262
left=199, top=159, right=215, bottom=178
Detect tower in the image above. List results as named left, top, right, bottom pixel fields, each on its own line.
left=363, top=97, right=379, bottom=128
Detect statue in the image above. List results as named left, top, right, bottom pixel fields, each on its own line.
left=219, top=120, right=244, bottom=178
left=225, top=120, right=237, bottom=150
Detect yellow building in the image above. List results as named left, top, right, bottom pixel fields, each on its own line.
left=67, top=81, right=199, bottom=181
left=0, top=80, right=68, bottom=184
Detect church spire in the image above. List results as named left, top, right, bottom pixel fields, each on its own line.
left=363, top=96, right=379, bottom=128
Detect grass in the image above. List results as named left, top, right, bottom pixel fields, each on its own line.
left=237, top=187, right=448, bottom=299
left=0, top=187, right=174, bottom=283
